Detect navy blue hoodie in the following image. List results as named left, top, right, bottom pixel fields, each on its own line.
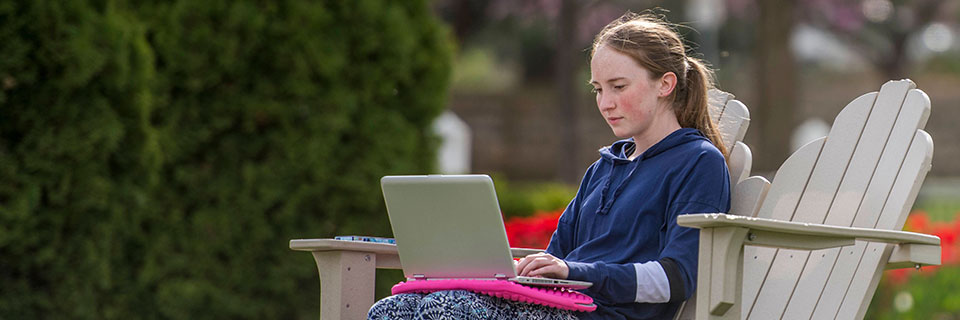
left=546, top=128, right=730, bottom=319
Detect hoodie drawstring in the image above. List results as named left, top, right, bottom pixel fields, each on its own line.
left=597, top=159, right=642, bottom=215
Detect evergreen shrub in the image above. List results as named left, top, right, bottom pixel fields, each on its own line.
left=0, top=0, right=451, bottom=318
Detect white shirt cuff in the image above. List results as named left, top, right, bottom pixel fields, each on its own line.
left=634, top=261, right=671, bottom=303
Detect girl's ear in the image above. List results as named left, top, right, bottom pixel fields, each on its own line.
left=658, top=72, right=678, bottom=97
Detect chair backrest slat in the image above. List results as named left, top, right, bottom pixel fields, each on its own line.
left=745, top=80, right=931, bottom=320
left=834, top=131, right=933, bottom=319
left=754, top=135, right=826, bottom=221
left=851, top=90, right=932, bottom=230
left=734, top=135, right=823, bottom=316
left=706, top=89, right=752, bottom=189
left=792, top=89, right=885, bottom=224
left=708, top=89, right=734, bottom=122
left=727, top=141, right=753, bottom=186
left=717, top=100, right=750, bottom=151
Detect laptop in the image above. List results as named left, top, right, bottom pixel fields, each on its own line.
left=381, top=174, right=591, bottom=290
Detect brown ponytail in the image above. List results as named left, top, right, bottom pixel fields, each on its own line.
left=592, top=12, right=728, bottom=158
left=678, top=57, right=727, bottom=157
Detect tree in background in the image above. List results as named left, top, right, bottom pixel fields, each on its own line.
left=802, top=0, right=956, bottom=80
left=753, top=0, right=799, bottom=173
left=0, top=0, right=451, bottom=318
left=745, top=0, right=958, bottom=172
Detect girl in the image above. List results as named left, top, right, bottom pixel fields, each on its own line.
left=369, top=12, right=730, bottom=320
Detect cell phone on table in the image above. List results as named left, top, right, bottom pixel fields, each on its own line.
left=334, top=235, right=396, bottom=244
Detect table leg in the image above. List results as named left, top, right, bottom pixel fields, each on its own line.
left=312, top=251, right=377, bottom=320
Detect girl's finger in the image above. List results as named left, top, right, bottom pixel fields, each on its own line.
left=515, top=256, right=535, bottom=274
left=521, top=258, right=553, bottom=276
left=517, top=253, right=549, bottom=273
left=527, top=264, right=556, bottom=277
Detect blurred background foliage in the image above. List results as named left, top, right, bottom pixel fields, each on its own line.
left=3, top=0, right=960, bottom=318
left=436, top=0, right=960, bottom=317
left=433, top=0, right=960, bottom=182
left=0, top=0, right=450, bottom=318
left=494, top=175, right=576, bottom=218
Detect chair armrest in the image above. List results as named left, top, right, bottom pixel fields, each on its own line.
left=677, top=213, right=939, bottom=249
left=887, top=242, right=941, bottom=269
left=289, top=238, right=547, bottom=320
left=290, top=238, right=544, bottom=258
left=677, top=213, right=941, bottom=318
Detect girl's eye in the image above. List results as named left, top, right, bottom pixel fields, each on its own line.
left=591, top=87, right=601, bottom=94
left=614, top=85, right=625, bottom=90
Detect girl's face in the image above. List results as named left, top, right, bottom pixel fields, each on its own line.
left=590, top=45, right=677, bottom=142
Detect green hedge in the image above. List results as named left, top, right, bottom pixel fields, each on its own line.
left=493, top=177, right=577, bottom=217
left=0, top=0, right=452, bottom=318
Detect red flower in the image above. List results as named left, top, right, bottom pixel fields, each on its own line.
left=904, top=211, right=929, bottom=232
left=883, top=211, right=960, bottom=286
left=504, top=210, right=563, bottom=249
left=885, top=268, right=910, bottom=286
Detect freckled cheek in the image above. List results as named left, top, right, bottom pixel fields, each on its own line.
left=617, top=98, right=634, bottom=114
left=619, top=91, right=647, bottom=116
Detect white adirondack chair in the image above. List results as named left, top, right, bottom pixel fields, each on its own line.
left=677, top=79, right=942, bottom=320
left=289, top=89, right=753, bottom=320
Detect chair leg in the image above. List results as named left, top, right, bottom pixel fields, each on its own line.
left=697, top=227, right=747, bottom=320
left=313, top=251, right=378, bottom=320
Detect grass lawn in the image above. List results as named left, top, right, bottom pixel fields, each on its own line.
left=913, top=177, right=960, bottom=221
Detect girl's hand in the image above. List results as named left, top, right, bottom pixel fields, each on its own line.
left=516, top=252, right=569, bottom=279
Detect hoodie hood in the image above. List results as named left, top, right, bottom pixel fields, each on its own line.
left=599, top=128, right=711, bottom=162
left=594, top=128, right=712, bottom=215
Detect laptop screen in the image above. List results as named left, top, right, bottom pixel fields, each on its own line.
left=381, top=175, right=518, bottom=279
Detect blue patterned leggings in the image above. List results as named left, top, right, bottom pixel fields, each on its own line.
left=367, top=290, right=578, bottom=320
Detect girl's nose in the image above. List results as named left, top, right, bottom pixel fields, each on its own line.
left=598, top=95, right=615, bottom=111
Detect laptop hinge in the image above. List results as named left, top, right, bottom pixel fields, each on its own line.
left=412, top=274, right=427, bottom=280
left=494, top=274, right=509, bottom=280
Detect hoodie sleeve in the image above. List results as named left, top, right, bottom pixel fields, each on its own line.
left=565, top=260, right=671, bottom=304
left=545, top=199, right=577, bottom=257
left=660, top=151, right=731, bottom=300
left=546, top=162, right=599, bottom=258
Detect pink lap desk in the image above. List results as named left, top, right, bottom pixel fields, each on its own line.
left=391, top=279, right=597, bottom=312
